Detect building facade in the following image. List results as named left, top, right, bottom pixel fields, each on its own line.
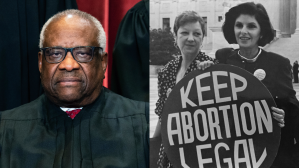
left=150, top=0, right=299, bottom=55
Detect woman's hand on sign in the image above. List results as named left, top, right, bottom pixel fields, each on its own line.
left=271, top=107, right=285, bottom=128
left=196, top=60, right=214, bottom=70
left=166, top=88, right=172, bottom=98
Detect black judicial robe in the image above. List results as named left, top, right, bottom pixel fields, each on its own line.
left=110, top=0, right=149, bottom=102
left=216, top=48, right=299, bottom=167
left=0, top=0, right=77, bottom=111
left=0, top=87, right=149, bottom=168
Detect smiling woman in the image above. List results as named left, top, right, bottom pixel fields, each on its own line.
left=234, top=14, right=261, bottom=54
left=216, top=2, right=299, bottom=167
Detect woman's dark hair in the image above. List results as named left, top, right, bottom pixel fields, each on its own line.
left=173, top=11, right=206, bottom=36
left=222, top=2, right=275, bottom=47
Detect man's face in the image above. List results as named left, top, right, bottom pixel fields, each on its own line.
left=38, top=15, right=107, bottom=107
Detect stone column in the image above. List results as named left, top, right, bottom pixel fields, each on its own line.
left=171, top=0, right=178, bottom=32
left=193, top=0, right=198, bottom=12
left=259, top=0, right=280, bottom=37
left=290, top=0, right=296, bottom=34
left=156, top=0, right=161, bottom=29
left=150, top=0, right=161, bottom=29
left=280, top=0, right=291, bottom=37
left=294, top=0, right=299, bottom=34
left=190, top=0, right=196, bottom=11
left=272, top=0, right=281, bottom=37
left=210, top=0, right=216, bottom=27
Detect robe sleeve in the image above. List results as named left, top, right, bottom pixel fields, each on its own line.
left=110, top=1, right=149, bottom=102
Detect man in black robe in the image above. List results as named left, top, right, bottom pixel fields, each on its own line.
left=0, top=9, right=148, bottom=168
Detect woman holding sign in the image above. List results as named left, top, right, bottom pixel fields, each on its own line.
left=216, top=2, right=299, bottom=167
left=153, top=11, right=217, bottom=168
left=153, top=9, right=289, bottom=168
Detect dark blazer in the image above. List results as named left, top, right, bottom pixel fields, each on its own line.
left=0, top=87, right=149, bottom=168
left=216, top=48, right=299, bottom=167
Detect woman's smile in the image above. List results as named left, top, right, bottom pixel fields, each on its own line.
left=239, top=37, right=250, bottom=40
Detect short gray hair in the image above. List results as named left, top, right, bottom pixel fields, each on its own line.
left=39, top=9, right=106, bottom=50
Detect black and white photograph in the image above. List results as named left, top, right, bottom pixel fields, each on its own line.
left=150, top=0, right=299, bottom=167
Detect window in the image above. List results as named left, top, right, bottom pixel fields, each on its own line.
left=218, top=16, right=223, bottom=22
left=202, top=17, right=207, bottom=36
left=163, top=18, right=170, bottom=31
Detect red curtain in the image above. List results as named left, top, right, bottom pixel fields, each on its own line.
left=76, top=0, right=141, bottom=88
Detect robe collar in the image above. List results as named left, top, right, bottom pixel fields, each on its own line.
left=45, top=87, right=106, bottom=121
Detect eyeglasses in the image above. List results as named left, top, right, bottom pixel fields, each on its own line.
left=40, top=46, right=103, bottom=63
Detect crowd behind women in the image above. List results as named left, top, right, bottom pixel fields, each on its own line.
left=153, top=2, right=299, bottom=168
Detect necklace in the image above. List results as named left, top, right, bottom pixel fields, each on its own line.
left=238, top=48, right=262, bottom=63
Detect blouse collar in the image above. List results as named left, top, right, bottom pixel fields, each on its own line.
left=237, top=48, right=262, bottom=63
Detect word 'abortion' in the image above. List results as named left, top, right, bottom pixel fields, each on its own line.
left=166, top=71, right=274, bottom=167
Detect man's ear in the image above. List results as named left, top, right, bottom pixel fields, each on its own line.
left=101, top=52, right=108, bottom=72
left=38, top=52, right=43, bottom=74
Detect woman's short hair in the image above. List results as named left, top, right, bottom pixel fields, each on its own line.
left=173, top=11, right=206, bottom=36
left=222, top=2, right=275, bottom=47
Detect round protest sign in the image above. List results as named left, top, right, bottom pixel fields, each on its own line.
left=161, top=64, right=280, bottom=168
